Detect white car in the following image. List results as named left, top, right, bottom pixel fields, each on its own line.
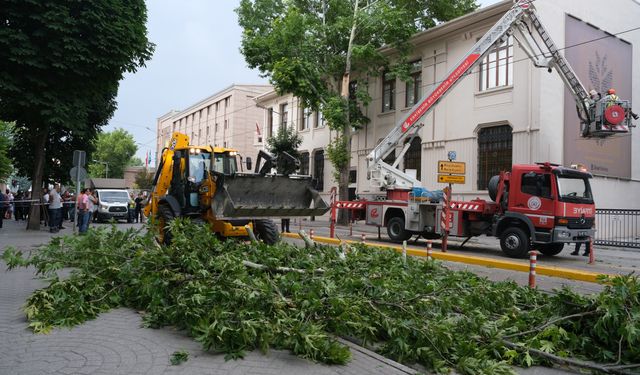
left=95, top=189, right=130, bottom=222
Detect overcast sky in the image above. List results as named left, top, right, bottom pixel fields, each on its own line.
left=106, top=0, right=501, bottom=164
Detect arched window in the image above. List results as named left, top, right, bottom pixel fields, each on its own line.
left=404, top=137, right=422, bottom=181
left=477, top=125, right=512, bottom=190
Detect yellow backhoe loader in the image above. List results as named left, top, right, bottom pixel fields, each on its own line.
left=144, top=132, right=329, bottom=244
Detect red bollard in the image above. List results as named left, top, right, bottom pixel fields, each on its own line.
left=528, top=250, right=538, bottom=288
left=588, top=237, right=595, bottom=264
left=361, top=233, right=366, bottom=243
left=310, top=228, right=314, bottom=240
left=427, top=240, right=433, bottom=260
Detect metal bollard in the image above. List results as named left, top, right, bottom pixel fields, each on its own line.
left=349, top=221, right=353, bottom=236
left=528, top=250, right=538, bottom=288
left=588, top=237, right=595, bottom=264
left=402, top=240, right=407, bottom=265
left=427, top=240, right=433, bottom=260
left=310, top=228, right=314, bottom=240
left=361, top=233, right=366, bottom=243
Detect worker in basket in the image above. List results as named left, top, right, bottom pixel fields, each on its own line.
left=605, top=88, right=619, bottom=107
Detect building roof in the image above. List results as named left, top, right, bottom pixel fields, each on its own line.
left=85, top=178, right=129, bottom=189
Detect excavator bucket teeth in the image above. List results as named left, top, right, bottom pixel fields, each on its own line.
left=212, top=174, right=329, bottom=218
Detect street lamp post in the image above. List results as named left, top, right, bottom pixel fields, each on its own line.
left=93, top=160, right=109, bottom=178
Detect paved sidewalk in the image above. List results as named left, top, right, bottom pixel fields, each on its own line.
left=0, top=219, right=414, bottom=375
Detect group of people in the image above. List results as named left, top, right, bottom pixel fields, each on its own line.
left=0, top=185, right=148, bottom=234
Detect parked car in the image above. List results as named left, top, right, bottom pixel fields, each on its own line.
left=95, top=189, right=130, bottom=222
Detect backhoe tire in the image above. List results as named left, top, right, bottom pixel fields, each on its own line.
left=254, top=219, right=279, bottom=245
left=387, top=216, right=412, bottom=243
left=158, top=203, right=175, bottom=246
left=538, top=243, right=564, bottom=256
left=500, top=227, right=530, bottom=258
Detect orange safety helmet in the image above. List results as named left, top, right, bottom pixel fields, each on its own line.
left=608, top=88, right=616, bottom=95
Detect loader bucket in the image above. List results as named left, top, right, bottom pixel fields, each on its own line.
left=212, top=174, right=329, bottom=218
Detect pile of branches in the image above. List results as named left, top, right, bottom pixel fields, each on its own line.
left=3, top=220, right=639, bottom=374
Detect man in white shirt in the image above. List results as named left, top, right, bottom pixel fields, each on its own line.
left=49, top=184, right=62, bottom=233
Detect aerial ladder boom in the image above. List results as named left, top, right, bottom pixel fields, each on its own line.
left=367, top=0, right=633, bottom=191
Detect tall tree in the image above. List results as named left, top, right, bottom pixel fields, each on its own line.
left=237, top=0, right=477, bottom=223
left=266, top=125, right=303, bottom=175
left=0, top=121, right=13, bottom=180
left=0, top=1, right=154, bottom=229
left=89, top=129, right=139, bottom=179
left=134, top=169, right=155, bottom=190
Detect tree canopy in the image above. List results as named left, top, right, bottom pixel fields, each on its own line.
left=89, top=129, right=139, bottom=179
left=0, top=121, right=13, bottom=180
left=237, top=0, right=478, bottom=221
left=0, top=0, right=154, bottom=228
left=266, top=125, right=303, bottom=175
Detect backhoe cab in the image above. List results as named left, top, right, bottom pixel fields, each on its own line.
left=145, top=132, right=329, bottom=245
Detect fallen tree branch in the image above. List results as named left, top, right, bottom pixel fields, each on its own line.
left=299, top=230, right=315, bottom=249
left=502, top=340, right=633, bottom=375
left=242, top=260, right=324, bottom=274
left=503, top=310, right=597, bottom=339
left=245, top=225, right=258, bottom=244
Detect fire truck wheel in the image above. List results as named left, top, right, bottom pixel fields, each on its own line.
left=387, top=216, right=412, bottom=243
left=538, top=243, right=564, bottom=256
left=254, top=219, right=280, bottom=245
left=500, top=227, right=530, bottom=258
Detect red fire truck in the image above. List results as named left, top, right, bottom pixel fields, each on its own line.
left=331, top=1, right=630, bottom=257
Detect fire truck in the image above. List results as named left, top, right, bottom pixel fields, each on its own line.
left=331, top=0, right=634, bottom=257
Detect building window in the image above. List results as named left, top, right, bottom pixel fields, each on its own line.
left=349, top=169, right=357, bottom=184
left=313, top=150, right=324, bottom=191
left=215, top=123, right=219, bottom=132
left=382, top=72, right=395, bottom=112
left=268, top=108, right=275, bottom=137
left=404, top=137, right=421, bottom=181
left=300, top=106, right=312, bottom=131
left=280, top=103, right=289, bottom=129
left=477, top=125, right=512, bottom=190
left=479, top=36, right=513, bottom=91
left=315, top=110, right=324, bottom=128
left=405, top=60, right=422, bottom=107
left=299, top=152, right=309, bottom=175
left=224, top=119, right=228, bottom=129
left=224, top=97, right=230, bottom=108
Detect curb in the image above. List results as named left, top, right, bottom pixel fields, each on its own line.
left=282, top=233, right=610, bottom=284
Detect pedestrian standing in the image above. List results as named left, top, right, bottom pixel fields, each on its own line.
left=281, top=218, right=290, bottom=233
left=78, top=189, right=90, bottom=233
left=0, top=190, right=6, bottom=229
left=134, top=193, right=144, bottom=223
left=87, top=189, right=98, bottom=225
left=5, top=190, right=14, bottom=220
left=49, top=184, right=62, bottom=233
left=127, top=193, right=135, bottom=223
left=41, top=188, right=50, bottom=226
left=571, top=241, right=591, bottom=256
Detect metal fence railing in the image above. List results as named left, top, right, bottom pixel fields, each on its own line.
left=595, top=209, right=640, bottom=249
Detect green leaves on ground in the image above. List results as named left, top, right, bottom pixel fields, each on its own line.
left=170, top=350, right=189, bottom=365
left=3, top=221, right=640, bottom=374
